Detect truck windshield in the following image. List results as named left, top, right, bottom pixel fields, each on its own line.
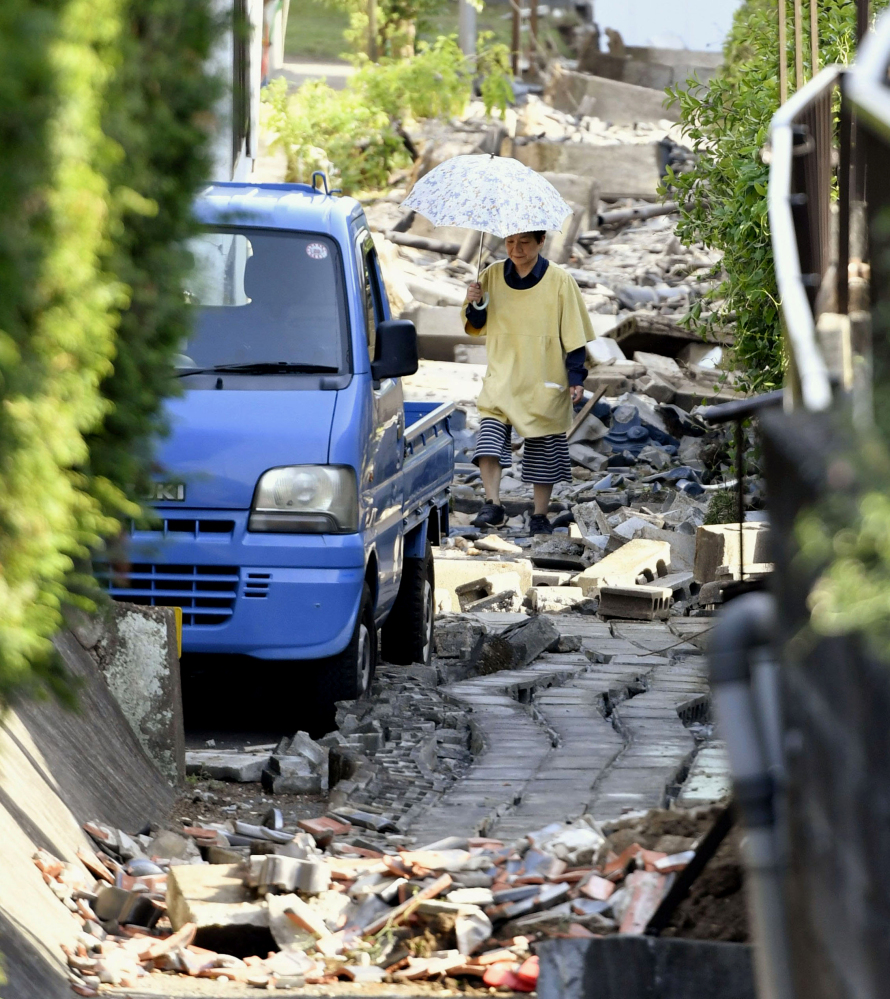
left=180, top=229, right=348, bottom=372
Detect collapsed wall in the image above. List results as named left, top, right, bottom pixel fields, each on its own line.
left=0, top=628, right=175, bottom=999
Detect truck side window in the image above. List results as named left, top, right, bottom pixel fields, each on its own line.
left=360, top=238, right=386, bottom=364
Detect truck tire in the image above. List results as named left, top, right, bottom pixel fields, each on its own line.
left=317, top=583, right=377, bottom=710
left=381, top=541, right=435, bottom=666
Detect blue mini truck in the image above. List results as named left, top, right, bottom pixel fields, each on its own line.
left=99, top=181, right=454, bottom=709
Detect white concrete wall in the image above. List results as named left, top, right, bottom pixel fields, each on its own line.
left=594, top=0, right=743, bottom=53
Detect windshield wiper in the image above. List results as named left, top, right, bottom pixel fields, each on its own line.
left=177, top=362, right=340, bottom=377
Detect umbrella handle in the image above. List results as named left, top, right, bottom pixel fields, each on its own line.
left=469, top=293, right=490, bottom=311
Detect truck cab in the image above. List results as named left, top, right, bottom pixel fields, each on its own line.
left=99, top=182, right=454, bottom=709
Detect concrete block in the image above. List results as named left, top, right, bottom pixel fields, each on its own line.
left=587, top=338, right=627, bottom=365
left=528, top=586, right=595, bottom=614
left=693, top=523, right=771, bottom=583
left=400, top=303, right=479, bottom=362
left=92, top=602, right=185, bottom=784
left=598, top=585, right=672, bottom=621
left=544, top=65, right=678, bottom=125
left=634, top=371, right=676, bottom=403
left=569, top=443, right=609, bottom=472
left=456, top=572, right=523, bottom=611
left=433, top=614, right=487, bottom=661
left=167, top=864, right=270, bottom=952
left=638, top=524, right=696, bottom=572
left=633, top=351, right=684, bottom=377
left=584, top=370, right=631, bottom=395
left=576, top=539, right=671, bottom=596
left=263, top=757, right=323, bottom=795
left=568, top=411, right=609, bottom=444
left=186, top=751, right=268, bottom=783
left=434, top=556, right=534, bottom=603
left=510, top=137, right=662, bottom=199
left=480, top=615, right=560, bottom=672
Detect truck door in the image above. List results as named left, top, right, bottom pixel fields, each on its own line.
left=357, top=231, right=404, bottom=616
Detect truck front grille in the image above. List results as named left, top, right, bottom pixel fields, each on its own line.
left=95, top=563, right=239, bottom=626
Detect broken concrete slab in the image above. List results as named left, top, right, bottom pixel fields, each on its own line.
left=637, top=524, right=695, bottom=572
left=510, top=137, right=662, bottom=199
left=528, top=586, right=595, bottom=614
left=693, top=523, right=771, bottom=583
left=576, top=539, right=671, bottom=596
left=186, top=751, right=269, bottom=783
left=598, top=585, right=672, bottom=622
left=92, top=602, right=185, bottom=784
left=480, top=615, right=561, bottom=672
left=544, top=65, right=678, bottom=125
left=456, top=573, right=523, bottom=612
left=434, top=556, right=534, bottom=603
left=433, top=615, right=488, bottom=661
left=166, top=864, right=270, bottom=952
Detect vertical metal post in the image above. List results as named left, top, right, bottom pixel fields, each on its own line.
left=779, top=0, right=788, bottom=104
left=458, top=0, right=477, bottom=58
left=794, top=0, right=804, bottom=90
left=856, top=0, right=869, bottom=41
left=512, top=0, right=522, bottom=78
left=368, top=0, right=378, bottom=60
left=529, top=0, right=539, bottom=72
left=736, top=419, right=745, bottom=581
left=810, top=0, right=818, bottom=77
left=838, top=78, right=852, bottom=316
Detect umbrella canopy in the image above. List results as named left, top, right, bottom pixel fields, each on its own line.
left=401, top=154, right=572, bottom=238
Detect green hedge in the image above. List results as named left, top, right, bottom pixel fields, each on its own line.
left=0, top=0, right=220, bottom=705
left=667, top=0, right=885, bottom=391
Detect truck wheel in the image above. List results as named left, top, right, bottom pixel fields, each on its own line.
left=317, top=583, right=377, bottom=710
left=381, top=541, right=434, bottom=666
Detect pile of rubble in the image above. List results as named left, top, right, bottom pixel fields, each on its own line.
left=41, top=801, right=741, bottom=995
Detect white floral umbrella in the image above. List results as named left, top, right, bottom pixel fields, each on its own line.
left=401, top=154, right=572, bottom=307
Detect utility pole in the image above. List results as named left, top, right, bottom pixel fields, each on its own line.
left=511, top=0, right=522, bottom=78
left=528, top=0, right=539, bottom=76
left=368, top=0, right=378, bottom=61
left=458, top=0, right=477, bottom=58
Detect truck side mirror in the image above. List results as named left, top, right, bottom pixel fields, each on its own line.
left=371, top=319, right=419, bottom=380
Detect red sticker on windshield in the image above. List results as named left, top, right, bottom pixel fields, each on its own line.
left=306, top=242, right=328, bottom=260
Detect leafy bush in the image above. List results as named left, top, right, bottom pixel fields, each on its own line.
left=264, top=77, right=409, bottom=192
left=0, top=0, right=219, bottom=706
left=314, top=0, right=447, bottom=59
left=666, top=0, right=884, bottom=391
left=264, top=32, right=513, bottom=193
left=475, top=31, right=514, bottom=118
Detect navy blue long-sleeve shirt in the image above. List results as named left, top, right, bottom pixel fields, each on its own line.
left=465, top=255, right=588, bottom=386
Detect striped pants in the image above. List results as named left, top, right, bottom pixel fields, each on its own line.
left=473, top=418, right=572, bottom=484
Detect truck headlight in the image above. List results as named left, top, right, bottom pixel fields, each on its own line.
left=249, top=466, right=358, bottom=534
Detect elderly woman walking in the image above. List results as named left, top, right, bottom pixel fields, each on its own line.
left=464, top=230, right=595, bottom=535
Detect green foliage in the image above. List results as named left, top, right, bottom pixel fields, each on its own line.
left=352, top=35, right=471, bottom=119
left=264, top=77, right=409, bottom=193
left=0, top=0, right=219, bottom=706
left=476, top=31, right=514, bottom=119
left=705, top=488, right=740, bottom=525
left=89, top=0, right=222, bottom=511
left=315, top=0, right=448, bottom=59
left=665, top=0, right=884, bottom=391
left=796, top=432, right=890, bottom=659
left=265, top=34, right=511, bottom=193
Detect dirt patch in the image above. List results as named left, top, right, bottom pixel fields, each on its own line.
left=602, top=805, right=749, bottom=943
left=167, top=777, right=329, bottom=831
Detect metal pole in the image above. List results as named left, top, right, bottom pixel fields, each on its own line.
left=794, top=0, right=804, bottom=90
left=779, top=0, right=788, bottom=104
left=810, top=0, right=818, bottom=77
left=529, top=0, right=539, bottom=74
left=736, top=418, right=745, bottom=581
left=458, top=0, right=477, bottom=58
left=512, top=0, right=521, bottom=78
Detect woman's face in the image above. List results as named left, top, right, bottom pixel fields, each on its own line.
left=505, top=232, right=542, bottom=270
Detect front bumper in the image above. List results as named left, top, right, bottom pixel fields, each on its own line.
left=99, top=510, right=365, bottom=659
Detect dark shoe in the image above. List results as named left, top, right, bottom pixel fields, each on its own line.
left=529, top=513, right=553, bottom=535
left=473, top=501, right=507, bottom=529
